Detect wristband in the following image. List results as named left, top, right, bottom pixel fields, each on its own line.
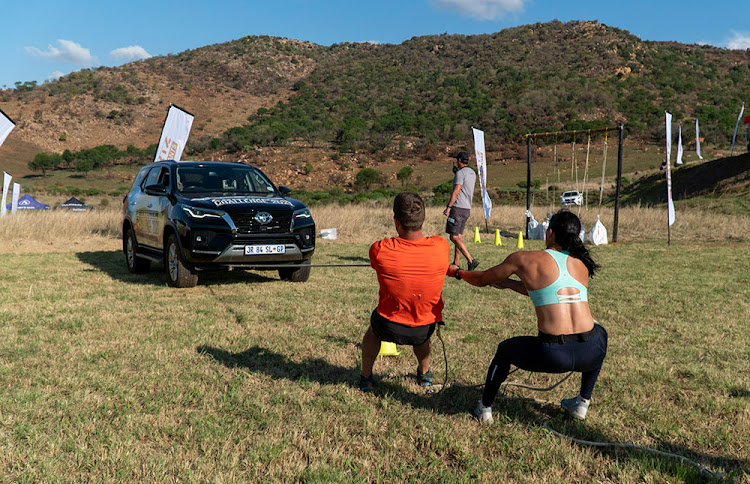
left=455, top=270, right=462, bottom=280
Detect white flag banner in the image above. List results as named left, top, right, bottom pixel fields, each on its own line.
left=0, top=108, right=15, bottom=148
left=676, top=125, right=683, bottom=165
left=11, top=183, right=20, bottom=215
left=472, top=127, right=492, bottom=219
left=1, top=172, right=11, bottom=217
left=696, top=118, right=703, bottom=160
left=665, top=112, right=675, bottom=226
left=731, top=103, right=744, bottom=155
left=154, top=105, right=194, bottom=162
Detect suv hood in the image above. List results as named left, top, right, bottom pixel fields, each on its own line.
left=179, top=194, right=304, bottom=211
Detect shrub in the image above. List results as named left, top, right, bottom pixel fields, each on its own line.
left=432, top=180, right=453, bottom=196
left=396, top=166, right=414, bottom=187
left=354, top=168, right=382, bottom=190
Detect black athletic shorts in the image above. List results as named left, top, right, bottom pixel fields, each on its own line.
left=445, top=207, right=470, bottom=236
left=370, top=310, right=436, bottom=346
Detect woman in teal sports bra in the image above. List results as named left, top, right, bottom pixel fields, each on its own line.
left=449, top=210, right=608, bottom=422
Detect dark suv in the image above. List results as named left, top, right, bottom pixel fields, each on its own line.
left=122, top=160, right=315, bottom=287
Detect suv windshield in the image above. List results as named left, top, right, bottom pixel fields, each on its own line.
left=176, top=164, right=276, bottom=196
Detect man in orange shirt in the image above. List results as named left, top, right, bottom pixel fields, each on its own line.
left=360, top=191, right=450, bottom=391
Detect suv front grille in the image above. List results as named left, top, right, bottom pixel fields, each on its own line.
left=228, top=209, right=292, bottom=234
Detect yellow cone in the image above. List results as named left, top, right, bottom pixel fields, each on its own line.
left=494, top=229, right=502, bottom=246
left=516, top=231, right=524, bottom=249
left=473, top=226, right=481, bottom=243
left=379, top=341, right=400, bottom=357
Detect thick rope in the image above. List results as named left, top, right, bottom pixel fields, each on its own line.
left=238, top=263, right=370, bottom=269
left=597, top=131, right=609, bottom=217
left=551, top=136, right=558, bottom=214
left=580, top=133, right=591, bottom=216
left=541, top=421, right=724, bottom=480
left=571, top=136, right=577, bottom=192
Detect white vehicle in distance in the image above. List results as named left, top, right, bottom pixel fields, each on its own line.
left=560, top=190, right=583, bottom=206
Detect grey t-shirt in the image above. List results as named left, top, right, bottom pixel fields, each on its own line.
left=453, top=167, right=476, bottom=209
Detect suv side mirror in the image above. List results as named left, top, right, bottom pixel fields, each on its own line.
left=145, top=184, right=167, bottom=196
left=279, top=186, right=291, bottom=196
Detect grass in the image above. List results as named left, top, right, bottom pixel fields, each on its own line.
left=0, top=206, right=748, bottom=481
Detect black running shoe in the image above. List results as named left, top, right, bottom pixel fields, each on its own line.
left=359, top=374, right=375, bottom=392
left=417, top=369, right=433, bottom=387
left=468, top=259, right=480, bottom=271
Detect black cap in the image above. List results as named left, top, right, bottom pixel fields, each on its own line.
left=455, top=151, right=469, bottom=163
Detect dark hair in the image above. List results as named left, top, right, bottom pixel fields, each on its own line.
left=393, top=191, right=425, bottom=232
left=455, top=151, right=469, bottom=164
left=548, top=210, right=600, bottom=277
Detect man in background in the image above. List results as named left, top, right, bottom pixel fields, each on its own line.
left=443, top=151, right=479, bottom=271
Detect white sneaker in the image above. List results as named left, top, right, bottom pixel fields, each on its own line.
left=474, top=400, right=493, bottom=423
left=561, top=396, right=589, bottom=420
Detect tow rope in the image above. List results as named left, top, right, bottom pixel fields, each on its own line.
left=428, top=336, right=724, bottom=479
left=214, top=264, right=726, bottom=478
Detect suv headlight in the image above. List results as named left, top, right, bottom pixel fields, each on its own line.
left=292, top=208, right=312, bottom=229
left=183, top=205, right=226, bottom=219
left=293, top=208, right=311, bottom=220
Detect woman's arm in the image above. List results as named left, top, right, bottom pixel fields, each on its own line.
left=454, top=252, right=523, bottom=287
left=492, top=278, right=528, bottom=295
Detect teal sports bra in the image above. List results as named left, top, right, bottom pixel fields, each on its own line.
left=527, top=249, right=588, bottom=307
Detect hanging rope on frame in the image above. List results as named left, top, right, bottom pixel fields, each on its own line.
left=582, top=132, right=591, bottom=211
left=597, top=131, right=609, bottom=217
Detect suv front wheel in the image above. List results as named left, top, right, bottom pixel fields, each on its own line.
left=165, top=234, right=198, bottom=288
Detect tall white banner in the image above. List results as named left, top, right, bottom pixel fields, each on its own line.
left=730, top=103, right=744, bottom=155
left=0, top=108, right=15, bottom=148
left=665, top=112, right=675, bottom=226
left=1, top=172, right=11, bottom=217
left=11, top=183, right=19, bottom=215
left=154, top=105, right=194, bottom=162
left=472, top=127, right=492, bottom=219
left=676, top=125, right=683, bottom=165
left=696, top=119, right=703, bottom=160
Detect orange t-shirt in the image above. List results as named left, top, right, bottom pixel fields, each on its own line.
left=369, top=236, right=450, bottom=327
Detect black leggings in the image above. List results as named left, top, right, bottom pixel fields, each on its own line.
left=481, top=324, right=608, bottom=407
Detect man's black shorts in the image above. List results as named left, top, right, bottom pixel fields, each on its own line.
left=370, top=310, right=436, bottom=346
left=445, top=206, right=470, bottom=236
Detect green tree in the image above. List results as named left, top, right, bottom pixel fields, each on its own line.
left=396, top=166, right=414, bottom=188
left=28, top=153, right=62, bottom=176
left=355, top=168, right=382, bottom=191
left=61, top=149, right=74, bottom=168
left=75, top=157, right=95, bottom=176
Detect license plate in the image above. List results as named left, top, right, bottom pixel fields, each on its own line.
left=245, top=244, right=286, bottom=255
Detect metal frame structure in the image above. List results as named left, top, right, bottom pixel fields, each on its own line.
left=524, top=124, right=624, bottom=242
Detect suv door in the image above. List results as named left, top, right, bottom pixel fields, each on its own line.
left=137, top=166, right=170, bottom=248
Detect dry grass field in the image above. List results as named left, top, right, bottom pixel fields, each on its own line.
left=0, top=204, right=747, bottom=482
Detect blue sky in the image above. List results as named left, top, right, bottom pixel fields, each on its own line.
left=2, top=0, right=749, bottom=89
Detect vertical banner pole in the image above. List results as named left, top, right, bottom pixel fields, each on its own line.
left=665, top=112, right=675, bottom=246
left=11, top=183, right=19, bottom=215
left=526, top=136, right=531, bottom=239
left=730, top=103, right=744, bottom=156
left=1, top=172, right=11, bottom=217
left=472, top=127, right=492, bottom=232
left=613, top=124, right=624, bottom=243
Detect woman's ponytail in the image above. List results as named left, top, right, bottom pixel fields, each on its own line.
left=549, top=211, right=600, bottom=277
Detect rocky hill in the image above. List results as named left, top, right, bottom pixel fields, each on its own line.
left=1, top=21, right=749, bottom=194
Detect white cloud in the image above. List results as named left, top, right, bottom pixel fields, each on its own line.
left=25, top=39, right=98, bottom=66
left=110, top=45, right=152, bottom=62
left=430, top=0, right=528, bottom=20
left=727, top=31, right=750, bottom=50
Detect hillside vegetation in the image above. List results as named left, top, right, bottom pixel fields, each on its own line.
left=1, top=21, right=749, bottom=207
